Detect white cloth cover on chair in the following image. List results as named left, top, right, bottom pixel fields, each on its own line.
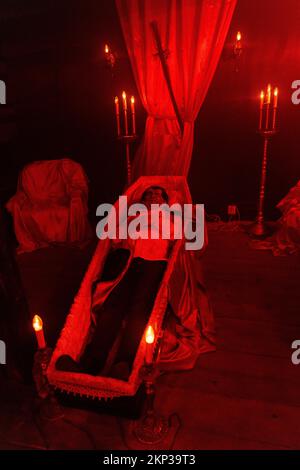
left=274, top=180, right=300, bottom=255
left=7, top=158, right=92, bottom=253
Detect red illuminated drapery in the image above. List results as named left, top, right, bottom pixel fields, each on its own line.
left=116, top=0, right=237, bottom=177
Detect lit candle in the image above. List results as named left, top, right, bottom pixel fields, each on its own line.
left=145, top=325, right=155, bottom=365
left=272, top=87, right=278, bottom=130
left=122, top=91, right=128, bottom=135
left=273, top=87, right=278, bottom=108
left=104, top=44, right=109, bottom=55
left=259, top=90, right=264, bottom=130
left=32, top=315, right=46, bottom=349
left=266, top=84, right=272, bottom=104
left=265, top=84, right=271, bottom=130
left=234, top=31, right=242, bottom=54
left=130, top=96, right=136, bottom=135
left=114, top=96, right=121, bottom=136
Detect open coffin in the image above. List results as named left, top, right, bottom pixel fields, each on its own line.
left=47, top=176, right=215, bottom=399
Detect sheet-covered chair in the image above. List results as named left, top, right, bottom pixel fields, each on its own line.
left=6, top=158, right=92, bottom=253
left=274, top=180, right=300, bottom=255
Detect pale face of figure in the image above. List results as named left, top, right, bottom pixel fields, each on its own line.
left=142, top=187, right=167, bottom=209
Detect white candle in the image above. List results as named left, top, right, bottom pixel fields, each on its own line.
left=130, top=96, right=136, bottom=135
left=122, top=91, right=128, bottom=135
left=259, top=90, right=264, bottom=130
left=145, top=325, right=155, bottom=365
left=236, top=31, right=242, bottom=50
left=265, top=84, right=272, bottom=130
left=32, top=315, right=46, bottom=349
left=115, top=96, right=121, bottom=136
left=272, top=87, right=278, bottom=130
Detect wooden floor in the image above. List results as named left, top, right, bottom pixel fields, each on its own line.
left=1, top=224, right=300, bottom=450
left=157, top=225, right=300, bottom=449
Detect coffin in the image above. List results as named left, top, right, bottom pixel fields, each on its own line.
left=47, top=176, right=215, bottom=399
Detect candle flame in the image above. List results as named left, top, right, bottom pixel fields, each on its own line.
left=122, top=91, right=126, bottom=100
left=236, top=31, right=241, bottom=41
left=260, top=90, right=265, bottom=100
left=104, top=44, right=109, bottom=54
left=274, top=87, right=278, bottom=97
left=145, top=325, right=155, bottom=344
left=130, top=96, right=135, bottom=104
left=33, top=315, right=43, bottom=332
left=114, top=96, right=119, bottom=104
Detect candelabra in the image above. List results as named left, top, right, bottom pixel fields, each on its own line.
left=249, top=130, right=276, bottom=237
left=32, top=315, right=64, bottom=420
left=32, top=347, right=64, bottom=420
left=133, top=363, right=169, bottom=445
left=249, top=84, right=278, bottom=238
left=114, top=92, right=137, bottom=186
left=131, top=326, right=170, bottom=445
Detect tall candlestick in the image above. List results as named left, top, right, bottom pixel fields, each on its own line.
left=272, top=87, right=278, bottom=130
left=122, top=91, right=128, bottom=135
left=130, top=96, right=136, bottom=135
left=114, top=96, right=121, bottom=136
left=259, top=90, right=264, bottom=130
left=32, top=315, right=46, bottom=349
left=145, top=325, right=155, bottom=365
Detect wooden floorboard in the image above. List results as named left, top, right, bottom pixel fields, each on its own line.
left=155, top=387, right=298, bottom=449
left=1, top=225, right=300, bottom=449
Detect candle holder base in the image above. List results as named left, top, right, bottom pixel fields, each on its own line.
left=120, top=412, right=180, bottom=450
left=32, top=347, right=53, bottom=399
left=131, top=364, right=171, bottom=446
left=247, top=220, right=272, bottom=239
left=33, top=347, right=65, bottom=421
left=133, top=413, right=170, bottom=445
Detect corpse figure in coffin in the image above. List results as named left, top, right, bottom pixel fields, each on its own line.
left=56, top=186, right=174, bottom=380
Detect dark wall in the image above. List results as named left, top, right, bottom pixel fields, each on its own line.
left=192, top=0, right=300, bottom=218
left=0, top=0, right=299, bottom=220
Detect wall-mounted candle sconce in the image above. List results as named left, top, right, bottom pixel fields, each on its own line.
left=234, top=31, right=242, bottom=57
left=233, top=31, right=242, bottom=71
left=104, top=43, right=116, bottom=69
